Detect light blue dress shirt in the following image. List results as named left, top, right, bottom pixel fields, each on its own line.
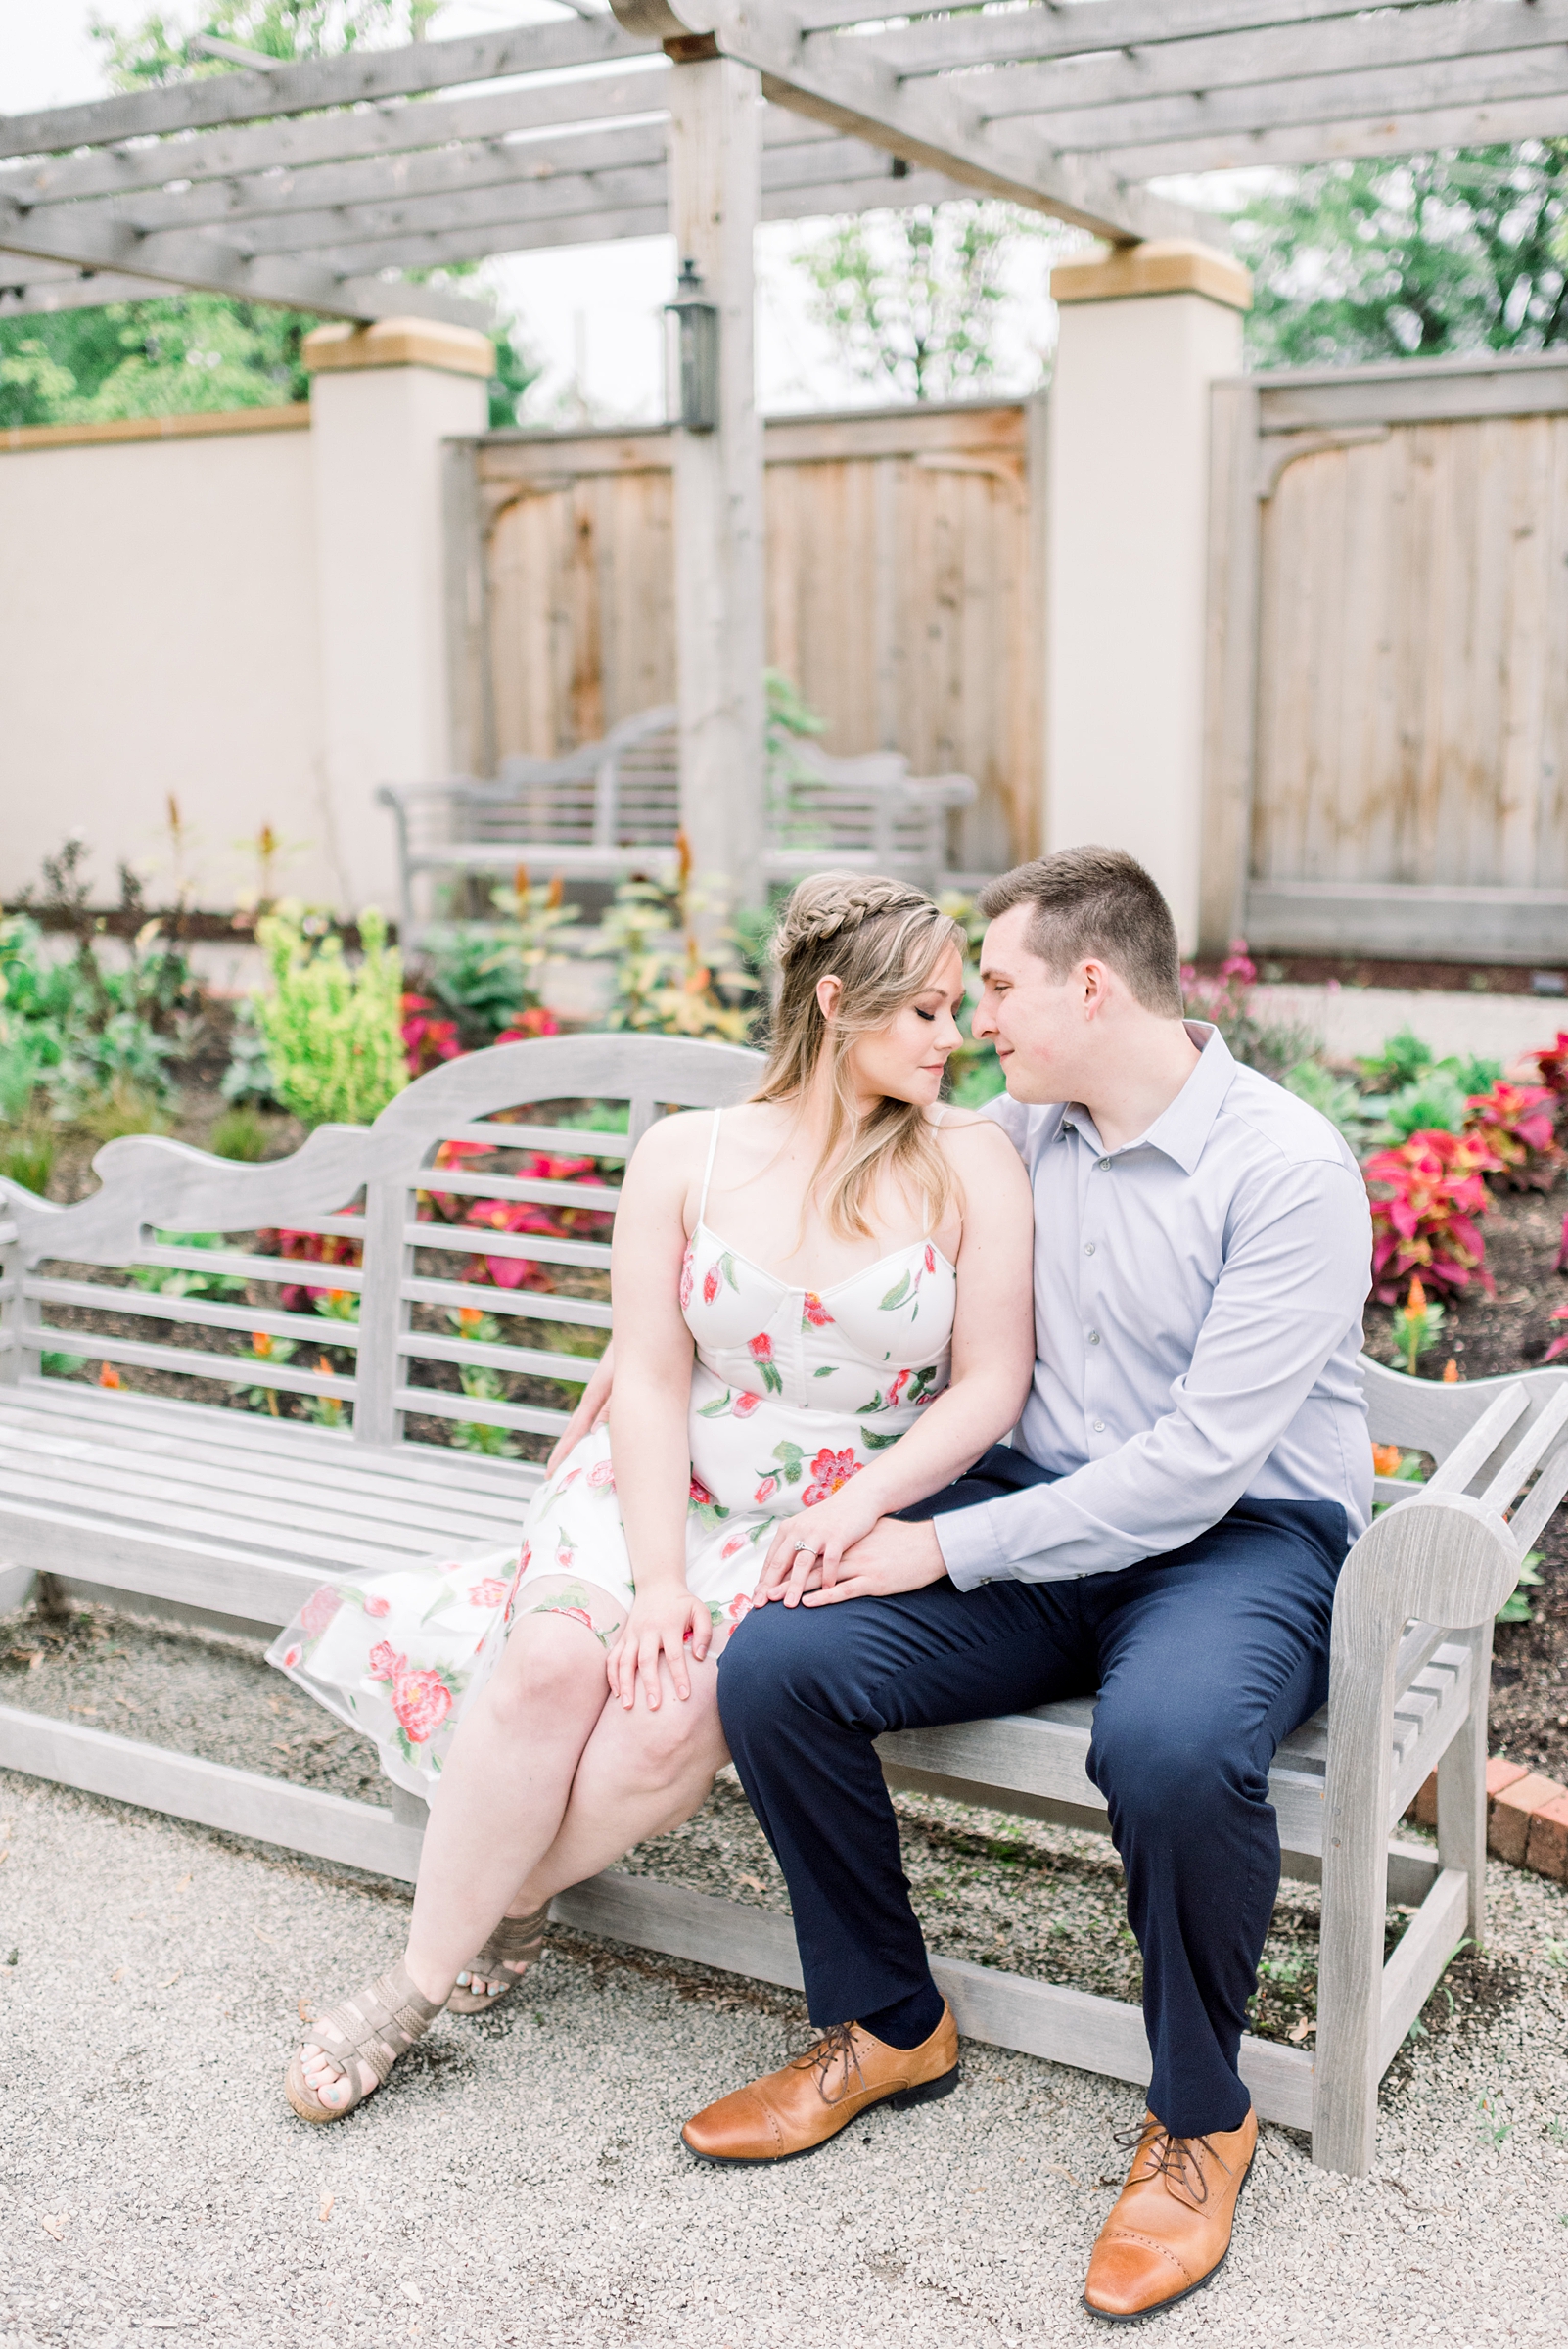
left=936, top=1024, right=1373, bottom=1590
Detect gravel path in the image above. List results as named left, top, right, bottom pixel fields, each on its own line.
left=2, top=1610, right=1568, bottom=2348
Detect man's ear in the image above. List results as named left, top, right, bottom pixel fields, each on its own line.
left=1080, top=959, right=1113, bottom=1018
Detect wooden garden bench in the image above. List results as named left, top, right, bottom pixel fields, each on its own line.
left=377, top=709, right=976, bottom=940
left=0, top=1033, right=1560, bottom=2176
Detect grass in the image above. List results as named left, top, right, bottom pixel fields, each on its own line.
left=0, top=1111, right=57, bottom=1195
left=74, top=1079, right=171, bottom=1143
left=208, top=1104, right=271, bottom=1162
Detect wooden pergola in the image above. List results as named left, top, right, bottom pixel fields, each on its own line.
left=5, top=0, right=1567, bottom=912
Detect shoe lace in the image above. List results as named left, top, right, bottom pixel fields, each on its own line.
left=784, top=2020, right=865, bottom=2107
left=1112, top=2119, right=1233, bottom=2209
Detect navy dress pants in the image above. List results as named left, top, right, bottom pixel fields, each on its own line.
left=716, top=1450, right=1349, bottom=2139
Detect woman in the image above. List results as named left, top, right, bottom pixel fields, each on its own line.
left=279, top=872, right=1036, bottom=2121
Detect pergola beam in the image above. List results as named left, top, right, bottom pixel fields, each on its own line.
left=973, top=1, right=1568, bottom=125
left=647, top=6, right=1218, bottom=246
left=0, top=196, right=487, bottom=326
left=1023, top=45, right=1568, bottom=157
left=0, top=268, right=196, bottom=315
left=861, top=0, right=1429, bottom=80
left=1105, top=93, right=1568, bottom=180
left=0, top=19, right=654, bottom=160
left=0, top=68, right=673, bottom=211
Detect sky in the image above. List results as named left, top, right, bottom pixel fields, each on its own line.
left=0, top=0, right=1087, bottom=421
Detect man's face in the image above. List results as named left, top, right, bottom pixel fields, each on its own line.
left=970, top=903, right=1093, bottom=1104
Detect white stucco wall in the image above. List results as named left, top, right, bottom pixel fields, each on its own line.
left=0, top=420, right=338, bottom=911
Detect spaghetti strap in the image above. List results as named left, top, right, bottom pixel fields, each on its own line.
left=697, top=1107, right=723, bottom=1225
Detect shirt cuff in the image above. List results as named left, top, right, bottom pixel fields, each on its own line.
left=932, top=1498, right=1010, bottom=1591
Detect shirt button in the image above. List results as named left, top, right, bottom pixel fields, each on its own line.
left=1086, top=1329, right=1101, bottom=1345
left=1092, top=1419, right=1105, bottom=1433
left=1096, top=1157, right=1111, bottom=1172
left=1084, top=1242, right=1095, bottom=1257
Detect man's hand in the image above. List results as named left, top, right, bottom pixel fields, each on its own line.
left=546, top=1342, right=613, bottom=1474
left=756, top=1514, right=948, bottom=1609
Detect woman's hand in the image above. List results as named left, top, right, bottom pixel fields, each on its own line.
left=605, top=1581, right=712, bottom=1710
left=754, top=1480, right=890, bottom=1609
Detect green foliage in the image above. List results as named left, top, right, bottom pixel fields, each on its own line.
left=220, top=1001, right=281, bottom=1106
left=602, top=877, right=756, bottom=1044
left=1357, top=1029, right=1505, bottom=1140
left=1383, top=1070, right=1471, bottom=1142
left=0, top=1113, right=56, bottom=1198
left=208, top=1104, right=272, bottom=1161
left=254, top=905, right=406, bottom=1128
left=130, top=1231, right=247, bottom=1303
left=1497, top=1550, right=1546, bottom=1626
left=423, top=880, right=579, bottom=1046
left=1237, top=145, right=1568, bottom=369
left=75, top=1079, right=172, bottom=1142
left=1357, top=1025, right=1436, bottom=1090
left=794, top=202, right=1050, bottom=401
left=1390, top=1280, right=1447, bottom=1378
left=1282, top=1059, right=1383, bottom=1154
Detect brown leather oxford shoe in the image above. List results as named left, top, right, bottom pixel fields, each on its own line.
left=681, top=2005, right=959, bottom=2165
left=1082, top=2106, right=1258, bottom=2322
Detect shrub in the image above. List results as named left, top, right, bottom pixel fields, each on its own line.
left=1179, top=939, right=1317, bottom=1078
left=254, top=905, right=405, bottom=1128
left=1357, top=1024, right=1436, bottom=1091
left=602, top=869, right=755, bottom=1043
left=219, top=1000, right=280, bottom=1106
left=0, top=1112, right=56, bottom=1196
left=1465, top=1079, right=1562, bottom=1190
left=208, top=1105, right=271, bottom=1162
left=74, top=1077, right=171, bottom=1142
left=1383, top=1069, right=1470, bottom=1141
left=1362, top=1128, right=1501, bottom=1302
left=1282, top=1059, right=1382, bottom=1153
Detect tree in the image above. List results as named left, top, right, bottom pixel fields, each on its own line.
left=0, top=3, right=535, bottom=430
left=794, top=201, right=1055, bottom=401
left=1236, top=143, right=1568, bottom=368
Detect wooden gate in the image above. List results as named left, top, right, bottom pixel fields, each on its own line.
left=1202, top=351, right=1568, bottom=962
left=447, top=400, right=1044, bottom=877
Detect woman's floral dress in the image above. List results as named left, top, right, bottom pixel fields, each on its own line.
left=268, top=1110, right=957, bottom=1796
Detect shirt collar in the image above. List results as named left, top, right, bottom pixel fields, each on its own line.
left=1061, top=1023, right=1237, bottom=1174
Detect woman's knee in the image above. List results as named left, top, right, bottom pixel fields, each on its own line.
left=488, top=1615, right=602, bottom=1730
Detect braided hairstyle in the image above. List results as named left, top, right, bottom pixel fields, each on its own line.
left=752, top=871, right=966, bottom=1242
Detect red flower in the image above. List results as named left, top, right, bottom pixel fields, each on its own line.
left=733, top=1389, right=761, bottom=1418
left=726, top=1592, right=752, bottom=1625
left=803, top=1447, right=861, bottom=1506
left=392, top=1668, right=452, bottom=1744
left=587, top=1457, right=616, bottom=1491
left=367, top=1641, right=405, bottom=1683
left=363, top=1595, right=391, bottom=1619
left=1364, top=1130, right=1501, bottom=1301
left=554, top=1605, right=595, bottom=1632
left=754, top=1476, right=777, bottom=1504
left=280, top=1643, right=302, bottom=1670
left=689, top=1475, right=716, bottom=1507
left=923, top=1244, right=937, bottom=1275
left=680, top=1248, right=695, bottom=1312
left=493, top=1007, right=560, bottom=1042
left=749, top=1333, right=773, bottom=1361
left=467, top=1577, right=508, bottom=1607
left=300, top=1586, right=342, bottom=1641
left=703, top=1264, right=720, bottom=1306
left=802, top=1292, right=834, bottom=1329
left=721, top=1533, right=749, bottom=1560
left=886, top=1369, right=911, bottom=1408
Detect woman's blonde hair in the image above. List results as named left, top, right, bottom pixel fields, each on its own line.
left=751, top=872, right=965, bottom=1242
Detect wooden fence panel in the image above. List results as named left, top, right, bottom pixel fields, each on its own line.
left=468, top=402, right=1040, bottom=875
left=1204, top=353, right=1568, bottom=959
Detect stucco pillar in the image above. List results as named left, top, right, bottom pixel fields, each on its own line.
left=303, top=317, right=492, bottom=916
left=1046, top=242, right=1250, bottom=953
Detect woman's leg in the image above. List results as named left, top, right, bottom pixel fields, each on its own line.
left=512, top=1645, right=730, bottom=1906
left=298, top=1608, right=607, bottom=2110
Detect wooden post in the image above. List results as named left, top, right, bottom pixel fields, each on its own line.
left=666, top=51, right=765, bottom=913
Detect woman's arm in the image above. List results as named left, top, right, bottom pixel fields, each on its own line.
left=756, top=1119, right=1036, bottom=1602
left=601, top=1114, right=708, bottom=1708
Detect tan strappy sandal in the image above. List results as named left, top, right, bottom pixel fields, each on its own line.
left=284, top=1959, right=442, bottom=2124
left=447, top=1904, right=550, bottom=2015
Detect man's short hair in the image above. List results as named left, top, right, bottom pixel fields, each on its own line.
left=977, top=846, right=1184, bottom=1017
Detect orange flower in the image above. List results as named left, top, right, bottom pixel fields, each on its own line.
left=98, top=1362, right=121, bottom=1390
left=1406, top=1274, right=1427, bottom=1317
left=316, top=1355, right=333, bottom=1378
left=1371, top=1443, right=1403, bottom=1478
left=457, top=1306, right=484, bottom=1334
left=1442, top=1359, right=1460, bottom=1383
left=252, top=1331, right=273, bottom=1359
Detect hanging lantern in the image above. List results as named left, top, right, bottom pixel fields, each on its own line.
left=665, top=255, right=719, bottom=433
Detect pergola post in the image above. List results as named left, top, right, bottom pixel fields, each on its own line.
left=302, top=318, right=493, bottom=915
left=665, top=50, right=765, bottom=914
left=1045, top=243, right=1252, bottom=952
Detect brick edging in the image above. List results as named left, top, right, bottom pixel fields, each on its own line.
left=1410, top=1757, right=1568, bottom=1880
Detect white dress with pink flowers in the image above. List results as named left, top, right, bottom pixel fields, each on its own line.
left=267, top=1110, right=957, bottom=1796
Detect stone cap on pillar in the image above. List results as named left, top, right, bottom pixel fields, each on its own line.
left=1051, top=240, right=1252, bottom=312
left=302, top=317, right=495, bottom=378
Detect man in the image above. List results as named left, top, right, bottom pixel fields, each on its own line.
left=679, top=848, right=1371, bottom=2322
